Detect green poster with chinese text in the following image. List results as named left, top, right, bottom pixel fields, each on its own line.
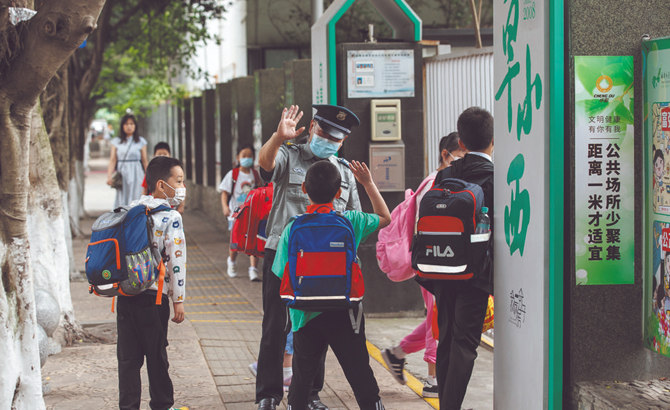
left=643, top=37, right=670, bottom=358
left=574, top=56, right=634, bottom=285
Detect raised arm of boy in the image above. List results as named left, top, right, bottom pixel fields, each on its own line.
left=349, top=160, right=391, bottom=229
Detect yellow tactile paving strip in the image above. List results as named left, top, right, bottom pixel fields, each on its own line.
left=366, top=341, right=439, bottom=409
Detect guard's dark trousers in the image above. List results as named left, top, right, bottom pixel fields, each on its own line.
left=117, top=293, right=174, bottom=410
left=288, top=311, right=384, bottom=410
left=256, top=249, right=325, bottom=403
left=433, top=281, right=489, bottom=410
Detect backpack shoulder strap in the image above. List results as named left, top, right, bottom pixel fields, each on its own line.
left=232, top=167, right=240, bottom=190
left=252, top=169, right=262, bottom=187
left=148, top=204, right=172, bottom=214
left=414, top=176, right=435, bottom=196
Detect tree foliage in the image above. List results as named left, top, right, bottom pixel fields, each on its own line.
left=69, top=0, right=225, bottom=141
left=91, top=1, right=224, bottom=116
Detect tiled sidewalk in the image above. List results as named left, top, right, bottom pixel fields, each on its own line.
left=182, top=212, right=434, bottom=410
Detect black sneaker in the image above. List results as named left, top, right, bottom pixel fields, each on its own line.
left=381, top=348, right=406, bottom=385
left=422, top=382, right=438, bottom=398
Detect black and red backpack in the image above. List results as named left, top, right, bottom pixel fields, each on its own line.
left=411, top=177, right=491, bottom=281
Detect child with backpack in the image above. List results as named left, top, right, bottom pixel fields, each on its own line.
left=414, top=107, right=494, bottom=410
left=272, top=160, right=391, bottom=410
left=218, top=144, right=263, bottom=281
left=118, top=155, right=188, bottom=410
left=379, top=132, right=465, bottom=397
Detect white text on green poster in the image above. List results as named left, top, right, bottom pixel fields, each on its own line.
left=574, top=56, right=634, bottom=285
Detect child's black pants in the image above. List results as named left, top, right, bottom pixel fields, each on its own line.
left=433, top=282, right=489, bottom=410
left=256, top=249, right=326, bottom=403
left=117, top=293, right=174, bottom=410
left=288, top=310, right=384, bottom=410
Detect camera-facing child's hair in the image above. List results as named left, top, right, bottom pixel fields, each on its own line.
left=655, top=149, right=664, bottom=164
left=438, top=132, right=460, bottom=164
left=238, top=143, right=255, bottom=157
left=304, top=161, right=341, bottom=204
left=154, top=142, right=171, bottom=155
left=146, top=156, right=183, bottom=194
left=457, top=107, right=494, bottom=151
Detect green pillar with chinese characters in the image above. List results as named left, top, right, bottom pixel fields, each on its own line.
left=493, top=0, right=564, bottom=408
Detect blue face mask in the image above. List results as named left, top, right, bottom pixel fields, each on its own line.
left=310, top=135, right=341, bottom=159
left=240, top=157, right=254, bottom=168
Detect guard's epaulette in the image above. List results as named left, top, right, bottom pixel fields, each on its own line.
left=285, top=142, right=300, bottom=151
left=336, top=157, right=350, bottom=167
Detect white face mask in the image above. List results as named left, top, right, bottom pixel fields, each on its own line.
left=162, top=181, right=186, bottom=206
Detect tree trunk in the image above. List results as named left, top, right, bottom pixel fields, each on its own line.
left=0, top=1, right=106, bottom=407
left=28, top=102, right=82, bottom=346
left=0, top=101, right=44, bottom=410
left=67, top=64, right=87, bottom=236
left=42, top=61, right=81, bottom=281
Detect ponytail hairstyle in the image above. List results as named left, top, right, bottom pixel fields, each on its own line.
left=438, top=132, right=460, bottom=165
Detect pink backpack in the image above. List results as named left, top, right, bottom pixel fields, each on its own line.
left=376, top=176, right=435, bottom=282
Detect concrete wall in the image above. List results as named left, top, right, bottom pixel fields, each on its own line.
left=336, top=42, right=426, bottom=314
left=568, top=0, right=670, bottom=391
left=192, top=96, right=204, bottom=185
left=183, top=99, right=193, bottom=181
left=176, top=104, right=184, bottom=165
left=232, top=77, right=255, bottom=161
left=284, top=59, right=312, bottom=112
left=203, top=89, right=218, bottom=187
left=254, top=68, right=285, bottom=148
left=218, top=82, right=233, bottom=181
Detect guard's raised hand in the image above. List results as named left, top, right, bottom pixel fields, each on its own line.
left=276, top=105, right=305, bottom=141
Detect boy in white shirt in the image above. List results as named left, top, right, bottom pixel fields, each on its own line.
left=118, top=156, right=188, bottom=410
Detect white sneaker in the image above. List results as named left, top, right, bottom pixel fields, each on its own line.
left=227, top=257, right=237, bottom=278
left=249, top=267, right=260, bottom=282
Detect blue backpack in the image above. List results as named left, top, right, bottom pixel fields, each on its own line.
left=86, top=204, right=171, bottom=305
left=279, top=209, right=365, bottom=313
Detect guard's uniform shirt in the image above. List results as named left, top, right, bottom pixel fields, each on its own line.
left=262, top=142, right=361, bottom=250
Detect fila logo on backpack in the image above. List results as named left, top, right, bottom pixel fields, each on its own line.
left=411, top=178, right=491, bottom=280
left=230, top=183, right=273, bottom=257
left=279, top=208, right=364, bottom=312
left=85, top=205, right=170, bottom=305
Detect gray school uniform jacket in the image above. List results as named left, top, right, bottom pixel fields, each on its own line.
left=261, top=142, right=362, bottom=251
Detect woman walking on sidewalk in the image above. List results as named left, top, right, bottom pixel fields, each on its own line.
left=107, top=114, right=149, bottom=208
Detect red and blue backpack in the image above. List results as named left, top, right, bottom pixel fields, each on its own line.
left=279, top=207, right=365, bottom=312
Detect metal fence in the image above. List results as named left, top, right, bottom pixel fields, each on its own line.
left=424, top=47, right=494, bottom=173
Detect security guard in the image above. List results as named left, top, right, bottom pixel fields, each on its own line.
left=255, top=104, right=362, bottom=410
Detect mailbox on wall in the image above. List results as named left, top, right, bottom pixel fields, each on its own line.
left=369, top=143, right=405, bottom=192
left=371, top=99, right=402, bottom=141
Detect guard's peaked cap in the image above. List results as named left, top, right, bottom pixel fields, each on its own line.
left=313, top=104, right=360, bottom=140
